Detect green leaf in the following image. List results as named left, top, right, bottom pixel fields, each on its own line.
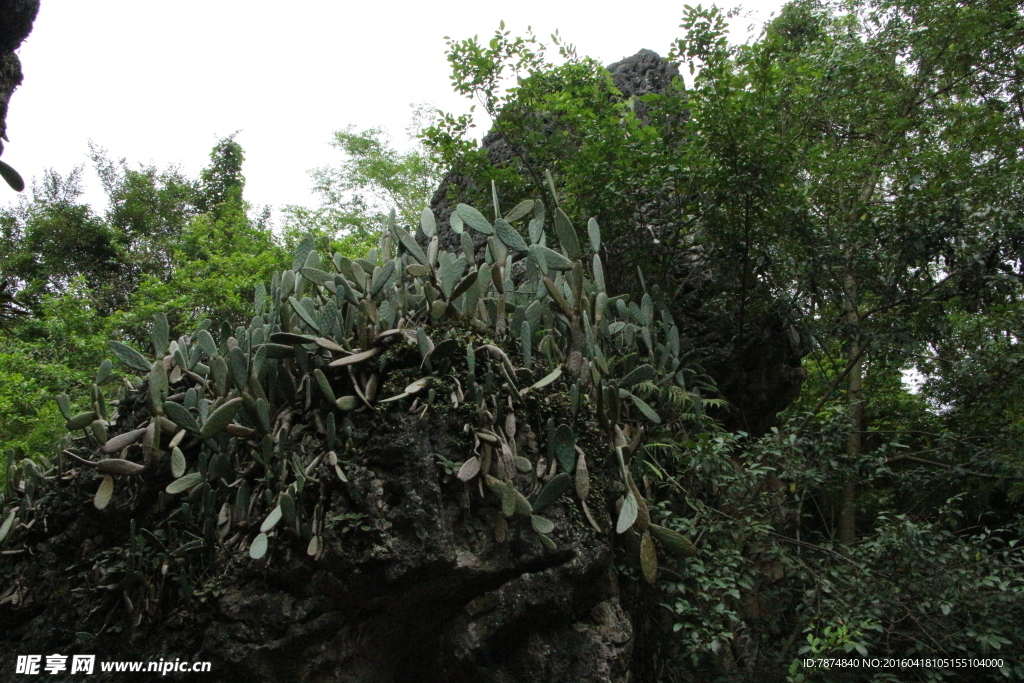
left=0, top=508, right=17, bottom=544
left=505, top=199, right=535, bottom=222
left=55, top=393, right=73, bottom=420
left=650, top=524, right=697, bottom=557
left=166, top=472, right=202, bottom=495
left=291, top=234, right=316, bottom=272
left=393, top=224, right=428, bottom=265
left=199, top=397, right=243, bottom=440
left=450, top=211, right=464, bottom=234
left=438, top=254, right=468, bottom=299
left=529, top=200, right=546, bottom=244
left=153, top=313, right=169, bottom=358
left=494, top=218, right=529, bottom=252
left=592, top=254, right=605, bottom=293
left=327, top=348, right=379, bottom=368
left=531, top=515, right=555, bottom=534
left=196, top=329, right=218, bottom=358
left=256, top=398, right=271, bottom=433
left=260, top=505, right=283, bottom=533
left=449, top=270, right=479, bottom=302
left=521, top=321, right=532, bottom=370
left=640, top=530, right=658, bottom=583
left=416, top=327, right=434, bottom=359
left=553, top=424, right=576, bottom=473
left=617, top=492, right=638, bottom=534
left=108, top=341, right=152, bottom=373
left=630, top=394, right=661, bottom=424
left=66, top=411, right=97, bottom=431
left=533, top=472, right=571, bottom=512
left=101, top=427, right=146, bottom=454
left=620, top=364, right=655, bottom=388
left=420, top=207, right=437, bottom=238
left=280, top=492, right=296, bottom=526
left=210, top=355, right=229, bottom=392
left=532, top=244, right=573, bottom=271
left=96, top=359, right=113, bottom=385
left=456, top=203, right=494, bottom=235
left=94, top=475, right=114, bottom=510
left=249, top=532, right=269, bottom=560
left=457, top=456, right=481, bottom=481
left=269, top=331, right=316, bottom=345
left=254, top=283, right=266, bottom=315
left=485, top=476, right=516, bottom=517
left=289, top=296, right=321, bottom=333
left=370, top=259, right=396, bottom=298
left=587, top=217, right=601, bottom=253
left=553, top=208, right=581, bottom=260
left=527, top=367, right=562, bottom=392
left=149, top=360, right=169, bottom=400
left=171, top=447, right=187, bottom=478
left=544, top=169, right=559, bottom=205
left=543, top=277, right=573, bottom=318
left=229, top=346, right=248, bottom=391
left=299, top=267, right=333, bottom=286
left=429, top=338, right=460, bottom=363
left=163, top=401, right=200, bottom=433
left=335, top=395, right=359, bottom=411
left=0, top=159, right=25, bottom=192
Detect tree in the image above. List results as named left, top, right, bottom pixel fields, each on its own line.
left=0, top=136, right=283, bottom=474
left=423, top=2, right=1024, bottom=674
left=429, top=0, right=1024, bottom=540
left=282, top=105, right=441, bottom=257
left=108, top=134, right=283, bottom=336
left=672, top=0, right=1024, bottom=542
left=90, top=142, right=201, bottom=284
left=0, top=167, right=127, bottom=313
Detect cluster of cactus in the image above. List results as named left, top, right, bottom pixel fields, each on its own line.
left=0, top=175, right=699, bottom=618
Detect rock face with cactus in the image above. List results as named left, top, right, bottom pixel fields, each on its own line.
left=0, top=187, right=706, bottom=681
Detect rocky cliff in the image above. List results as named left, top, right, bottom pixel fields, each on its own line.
left=0, top=0, right=37, bottom=191
left=1, top=199, right=692, bottom=681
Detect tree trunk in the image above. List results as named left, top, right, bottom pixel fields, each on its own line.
left=839, top=270, right=863, bottom=546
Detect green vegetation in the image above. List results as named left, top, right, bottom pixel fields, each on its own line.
left=282, top=104, right=441, bottom=257
left=425, top=0, right=1024, bottom=677
left=1, top=0, right=1023, bottom=679
left=0, top=137, right=286, bottom=475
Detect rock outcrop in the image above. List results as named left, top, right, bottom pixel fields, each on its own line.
left=0, top=209, right=672, bottom=681
left=0, top=0, right=37, bottom=151
left=2, top=411, right=632, bottom=682
left=0, top=0, right=38, bottom=193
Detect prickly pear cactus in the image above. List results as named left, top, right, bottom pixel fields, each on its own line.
left=1, top=181, right=703, bottom=673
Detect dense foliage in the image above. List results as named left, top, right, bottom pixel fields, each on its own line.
left=1, top=0, right=1022, bottom=680
left=424, top=0, right=1024, bottom=679
left=0, top=137, right=285, bottom=474
left=281, top=105, right=441, bottom=258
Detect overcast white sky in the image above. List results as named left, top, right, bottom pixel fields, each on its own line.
left=5, top=0, right=786, bottom=223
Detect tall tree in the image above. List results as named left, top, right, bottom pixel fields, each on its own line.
left=283, top=105, right=440, bottom=257
left=429, top=0, right=1024, bottom=543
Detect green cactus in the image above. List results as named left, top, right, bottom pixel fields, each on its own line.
left=2, top=185, right=715, bottom=630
